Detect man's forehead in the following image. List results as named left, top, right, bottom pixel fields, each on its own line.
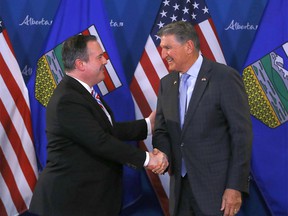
left=87, top=40, right=103, bottom=51
left=160, top=34, right=179, bottom=46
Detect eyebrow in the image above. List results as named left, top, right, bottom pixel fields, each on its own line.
left=96, top=52, right=108, bottom=60
left=96, top=52, right=104, bottom=59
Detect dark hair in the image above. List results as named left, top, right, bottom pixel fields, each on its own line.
left=61, top=35, right=97, bottom=71
left=157, top=21, right=200, bottom=51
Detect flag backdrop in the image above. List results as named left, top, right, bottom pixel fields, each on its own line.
left=26, top=0, right=143, bottom=208
left=0, top=17, right=38, bottom=216
left=242, top=0, right=288, bottom=215
left=131, top=0, right=226, bottom=214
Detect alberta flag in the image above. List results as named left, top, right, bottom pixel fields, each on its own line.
left=242, top=0, right=288, bottom=215
left=27, top=0, right=141, bottom=208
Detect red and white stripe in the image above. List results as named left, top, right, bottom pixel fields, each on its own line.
left=130, top=18, right=226, bottom=216
left=196, top=19, right=226, bottom=64
left=0, top=24, right=38, bottom=216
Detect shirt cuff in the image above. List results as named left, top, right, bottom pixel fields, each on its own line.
left=145, top=117, right=152, bottom=136
left=143, top=151, right=150, bottom=167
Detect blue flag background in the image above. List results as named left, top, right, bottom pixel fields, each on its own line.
left=242, top=0, right=288, bottom=215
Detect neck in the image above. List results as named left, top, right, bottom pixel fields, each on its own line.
left=67, top=72, right=93, bottom=88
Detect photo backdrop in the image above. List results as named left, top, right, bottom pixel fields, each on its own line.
left=1, top=0, right=287, bottom=216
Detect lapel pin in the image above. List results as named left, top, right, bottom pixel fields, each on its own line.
left=174, top=80, right=177, bottom=85
left=201, top=77, right=207, bottom=82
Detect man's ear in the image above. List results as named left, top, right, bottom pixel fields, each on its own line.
left=185, top=40, right=195, bottom=54
left=74, top=59, right=85, bottom=71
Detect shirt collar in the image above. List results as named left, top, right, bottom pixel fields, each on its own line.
left=186, top=54, right=203, bottom=78
left=67, top=74, right=93, bottom=93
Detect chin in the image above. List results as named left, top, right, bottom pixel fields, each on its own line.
left=168, top=66, right=175, bottom=71
left=167, top=62, right=175, bottom=70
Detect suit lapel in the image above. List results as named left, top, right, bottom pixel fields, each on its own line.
left=182, top=58, right=212, bottom=134
left=64, top=75, right=114, bottom=126
left=169, top=72, right=182, bottom=129
left=173, top=73, right=181, bottom=119
left=89, top=94, right=114, bottom=126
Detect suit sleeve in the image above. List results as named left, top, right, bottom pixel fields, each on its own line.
left=220, top=68, right=253, bottom=193
left=152, top=78, right=172, bottom=161
left=113, top=120, right=147, bottom=141
left=53, top=93, right=147, bottom=169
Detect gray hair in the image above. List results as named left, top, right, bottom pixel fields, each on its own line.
left=157, top=21, right=200, bottom=51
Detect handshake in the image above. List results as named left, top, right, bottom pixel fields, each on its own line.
left=146, top=148, right=169, bottom=175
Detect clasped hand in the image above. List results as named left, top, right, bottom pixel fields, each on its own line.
left=146, top=148, right=169, bottom=174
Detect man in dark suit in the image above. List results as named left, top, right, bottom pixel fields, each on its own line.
left=29, top=35, right=168, bottom=216
left=152, top=21, right=253, bottom=216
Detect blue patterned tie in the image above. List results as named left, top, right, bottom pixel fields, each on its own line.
left=179, top=73, right=190, bottom=128
left=179, top=73, right=190, bottom=177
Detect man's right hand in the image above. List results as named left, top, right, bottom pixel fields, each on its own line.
left=146, top=148, right=168, bottom=174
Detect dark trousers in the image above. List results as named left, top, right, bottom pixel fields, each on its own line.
left=175, top=175, right=222, bottom=216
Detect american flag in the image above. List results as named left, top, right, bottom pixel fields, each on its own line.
left=0, top=18, right=38, bottom=215
left=130, top=0, right=226, bottom=214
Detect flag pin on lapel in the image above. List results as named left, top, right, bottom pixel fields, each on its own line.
left=201, top=77, right=207, bottom=82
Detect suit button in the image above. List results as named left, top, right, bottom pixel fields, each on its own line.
left=181, top=143, right=184, bottom=147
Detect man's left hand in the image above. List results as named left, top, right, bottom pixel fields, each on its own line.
left=221, top=188, right=242, bottom=216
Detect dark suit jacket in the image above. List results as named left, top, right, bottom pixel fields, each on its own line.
left=153, top=57, right=253, bottom=215
left=29, top=75, right=147, bottom=216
